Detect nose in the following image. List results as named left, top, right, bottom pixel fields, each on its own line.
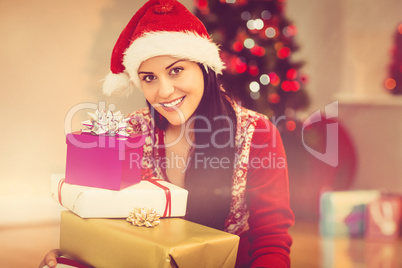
left=158, top=77, right=175, bottom=99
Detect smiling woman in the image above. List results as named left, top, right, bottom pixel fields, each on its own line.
left=40, top=0, right=294, bottom=267
left=138, top=56, right=204, bottom=127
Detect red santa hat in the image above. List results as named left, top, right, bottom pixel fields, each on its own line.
left=102, top=0, right=225, bottom=96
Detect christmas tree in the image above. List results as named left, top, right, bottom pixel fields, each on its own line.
left=194, top=0, right=309, bottom=127
left=385, top=23, right=402, bottom=94
left=195, top=1, right=359, bottom=222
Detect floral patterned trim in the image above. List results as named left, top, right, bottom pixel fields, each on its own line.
left=224, top=103, right=263, bottom=235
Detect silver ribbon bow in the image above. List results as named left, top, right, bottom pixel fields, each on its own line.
left=81, top=110, right=129, bottom=137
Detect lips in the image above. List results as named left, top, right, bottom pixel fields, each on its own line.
left=161, top=96, right=185, bottom=108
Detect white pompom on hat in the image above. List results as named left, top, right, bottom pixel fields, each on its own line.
left=102, top=0, right=225, bottom=96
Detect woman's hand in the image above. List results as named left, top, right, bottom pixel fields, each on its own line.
left=38, top=249, right=60, bottom=268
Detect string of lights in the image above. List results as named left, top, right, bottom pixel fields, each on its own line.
left=195, top=0, right=309, bottom=131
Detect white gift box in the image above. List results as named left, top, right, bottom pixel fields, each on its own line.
left=51, top=174, right=188, bottom=218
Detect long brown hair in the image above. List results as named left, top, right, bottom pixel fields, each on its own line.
left=147, top=65, right=237, bottom=230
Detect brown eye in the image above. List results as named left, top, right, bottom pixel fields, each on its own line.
left=142, top=75, right=156, bottom=83
left=170, top=67, right=183, bottom=75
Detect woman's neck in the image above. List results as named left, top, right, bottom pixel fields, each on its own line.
left=163, top=118, right=195, bottom=188
left=166, top=118, right=195, bottom=142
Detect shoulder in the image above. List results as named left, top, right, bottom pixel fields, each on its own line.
left=234, top=104, right=282, bottom=148
left=234, top=104, right=273, bottom=132
left=127, top=107, right=154, bottom=135
left=128, top=107, right=151, bottom=118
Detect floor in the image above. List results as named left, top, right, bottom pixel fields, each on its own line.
left=0, top=222, right=60, bottom=268
left=0, top=220, right=401, bottom=268
left=290, top=222, right=402, bottom=268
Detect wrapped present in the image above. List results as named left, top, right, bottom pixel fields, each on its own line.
left=365, top=196, right=401, bottom=242
left=65, top=131, right=145, bottom=190
left=65, top=109, right=145, bottom=190
left=60, top=211, right=239, bottom=268
left=320, top=190, right=380, bottom=236
left=51, top=174, right=188, bottom=218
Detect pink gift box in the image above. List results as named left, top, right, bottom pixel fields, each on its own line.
left=65, top=132, right=145, bottom=190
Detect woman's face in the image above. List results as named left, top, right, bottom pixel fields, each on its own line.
left=138, top=55, right=204, bottom=126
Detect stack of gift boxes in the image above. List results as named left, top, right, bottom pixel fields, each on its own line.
left=320, top=190, right=402, bottom=242
left=50, top=110, right=239, bottom=268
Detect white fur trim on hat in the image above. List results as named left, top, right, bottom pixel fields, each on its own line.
left=102, top=72, right=135, bottom=96
left=123, top=31, right=225, bottom=92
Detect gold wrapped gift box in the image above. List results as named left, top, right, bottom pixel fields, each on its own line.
left=60, top=211, right=239, bottom=268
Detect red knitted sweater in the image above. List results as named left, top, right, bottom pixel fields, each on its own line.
left=128, top=106, right=294, bottom=267
left=236, top=118, right=294, bottom=267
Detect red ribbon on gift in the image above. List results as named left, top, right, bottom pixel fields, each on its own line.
left=144, top=179, right=172, bottom=217
left=56, top=257, right=91, bottom=268
left=58, top=178, right=65, bottom=206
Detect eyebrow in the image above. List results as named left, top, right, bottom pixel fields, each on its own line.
left=138, top=60, right=184, bottom=75
left=165, top=60, right=184, bottom=69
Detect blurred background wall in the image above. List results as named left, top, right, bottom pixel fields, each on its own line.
left=286, top=0, right=402, bottom=197
left=0, top=0, right=401, bottom=225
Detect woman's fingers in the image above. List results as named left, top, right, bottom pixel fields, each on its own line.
left=39, top=249, right=60, bottom=268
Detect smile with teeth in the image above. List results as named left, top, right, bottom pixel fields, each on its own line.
left=161, top=96, right=185, bottom=108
